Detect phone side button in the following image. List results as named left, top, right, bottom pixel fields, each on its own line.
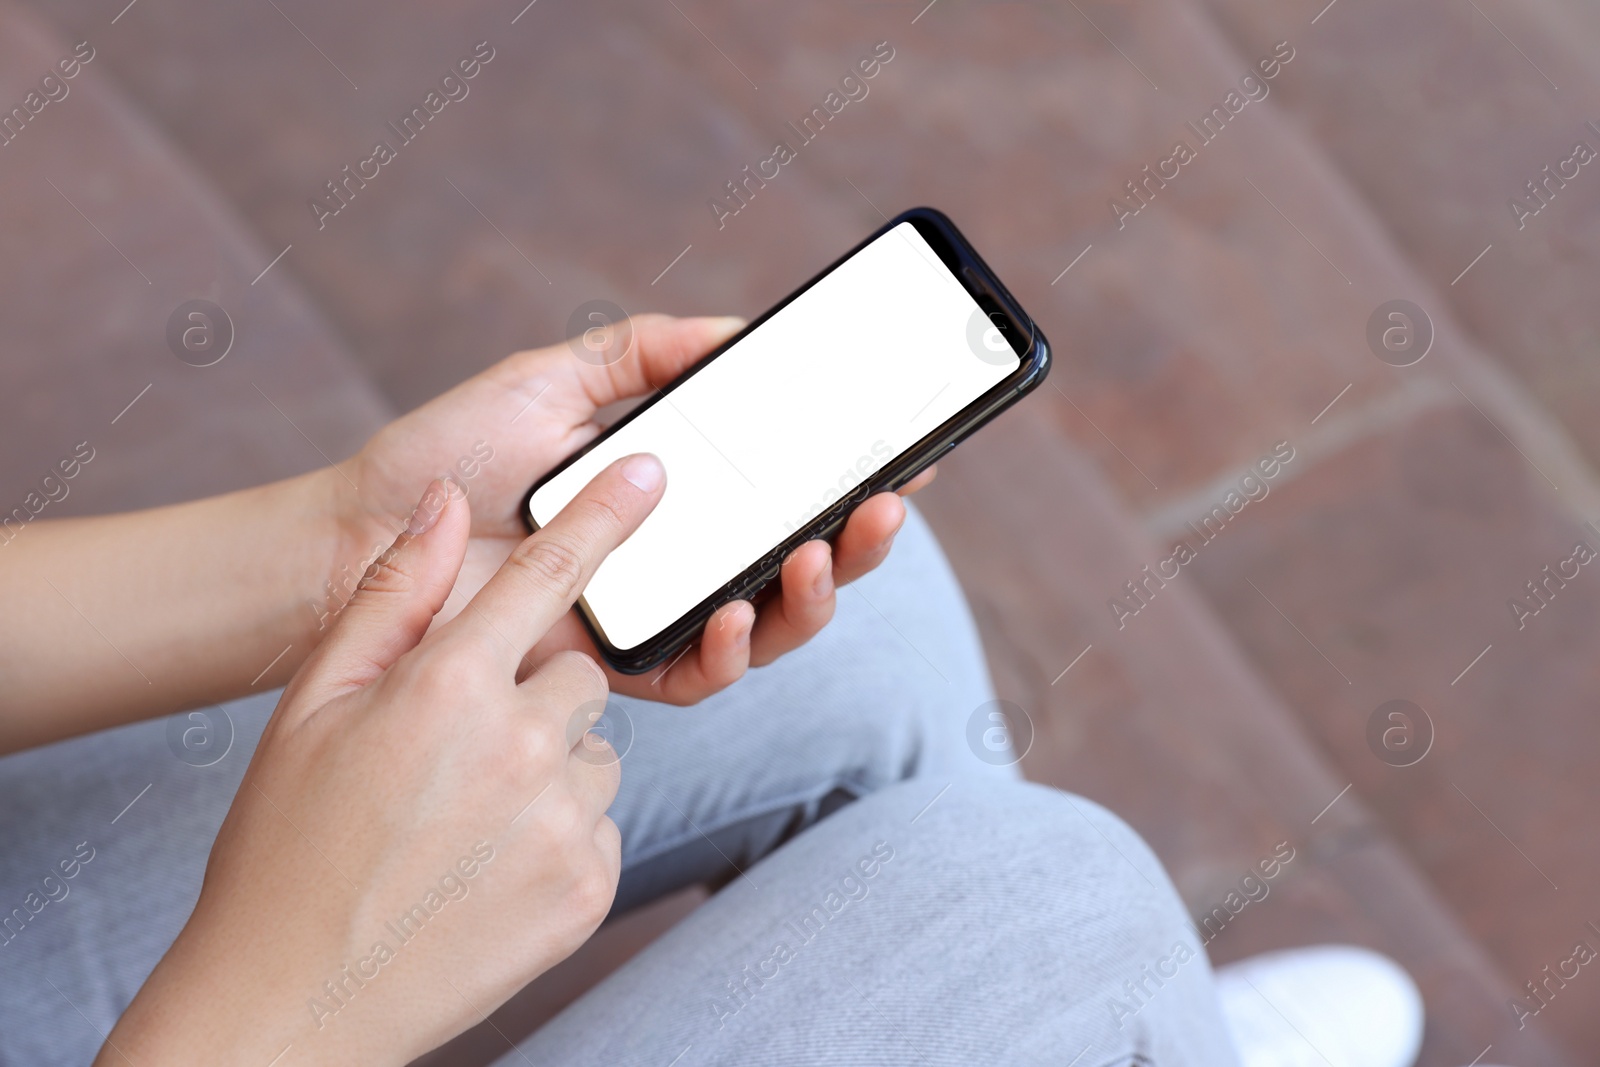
left=888, top=442, right=954, bottom=491
left=730, top=558, right=782, bottom=602
left=809, top=514, right=847, bottom=542
left=815, top=503, right=848, bottom=530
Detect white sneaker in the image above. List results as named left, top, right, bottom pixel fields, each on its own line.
left=1214, top=944, right=1424, bottom=1067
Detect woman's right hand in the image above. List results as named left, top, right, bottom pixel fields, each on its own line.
left=99, top=453, right=669, bottom=1067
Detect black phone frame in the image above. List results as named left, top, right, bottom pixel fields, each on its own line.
left=520, top=206, right=1051, bottom=674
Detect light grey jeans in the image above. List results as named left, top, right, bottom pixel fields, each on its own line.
left=0, top=505, right=1238, bottom=1066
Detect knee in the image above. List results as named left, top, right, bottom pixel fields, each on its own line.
left=831, top=778, right=1195, bottom=960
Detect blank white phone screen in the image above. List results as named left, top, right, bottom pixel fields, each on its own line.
left=527, top=221, right=1019, bottom=652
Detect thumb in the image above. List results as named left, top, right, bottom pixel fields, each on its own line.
left=298, top=480, right=470, bottom=705
left=566, top=313, right=746, bottom=410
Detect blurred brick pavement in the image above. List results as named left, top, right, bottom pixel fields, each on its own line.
left=5, top=0, right=1600, bottom=1061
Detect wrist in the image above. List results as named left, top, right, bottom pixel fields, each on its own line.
left=236, top=459, right=401, bottom=692
left=101, top=911, right=408, bottom=1067
left=306, top=454, right=410, bottom=645
left=100, top=928, right=311, bottom=1066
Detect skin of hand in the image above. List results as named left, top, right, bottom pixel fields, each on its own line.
left=337, top=313, right=935, bottom=702
left=101, top=456, right=671, bottom=1066
left=0, top=313, right=930, bottom=752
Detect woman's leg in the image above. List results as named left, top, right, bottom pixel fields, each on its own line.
left=602, top=501, right=1015, bottom=912
left=0, top=503, right=1010, bottom=1063
left=0, top=691, right=275, bottom=1067
left=500, top=778, right=1241, bottom=1067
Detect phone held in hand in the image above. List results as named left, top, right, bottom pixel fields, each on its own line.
left=522, top=206, right=1050, bottom=674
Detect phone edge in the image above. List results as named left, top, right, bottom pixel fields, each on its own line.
left=521, top=206, right=1052, bottom=674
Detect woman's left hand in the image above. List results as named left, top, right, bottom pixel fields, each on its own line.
left=338, top=314, right=935, bottom=704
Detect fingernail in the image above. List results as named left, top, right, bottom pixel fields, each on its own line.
left=621, top=453, right=665, bottom=493
left=405, top=480, right=449, bottom=537
left=813, top=547, right=834, bottom=598
left=710, top=316, right=746, bottom=340
left=735, top=603, right=754, bottom=647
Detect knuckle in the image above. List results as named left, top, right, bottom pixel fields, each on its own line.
left=569, top=860, right=616, bottom=925
left=541, top=792, right=586, bottom=841
left=405, top=646, right=483, bottom=702
left=510, top=535, right=586, bottom=598
left=572, top=491, right=629, bottom=537
left=592, top=750, right=623, bottom=798
left=481, top=742, right=528, bottom=788
left=594, top=814, right=622, bottom=865
left=583, top=734, right=619, bottom=766
left=516, top=721, right=564, bottom=771
left=545, top=649, right=609, bottom=696
left=350, top=544, right=415, bottom=601
left=570, top=729, right=623, bottom=777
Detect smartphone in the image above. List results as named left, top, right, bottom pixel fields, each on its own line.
left=522, top=207, right=1050, bottom=674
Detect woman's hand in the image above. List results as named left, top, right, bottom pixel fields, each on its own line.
left=102, top=456, right=667, bottom=1066
left=336, top=314, right=935, bottom=703
left=0, top=314, right=930, bottom=756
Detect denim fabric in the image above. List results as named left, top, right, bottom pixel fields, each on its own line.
left=506, top=779, right=1240, bottom=1067
left=0, top=504, right=1235, bottom=1065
